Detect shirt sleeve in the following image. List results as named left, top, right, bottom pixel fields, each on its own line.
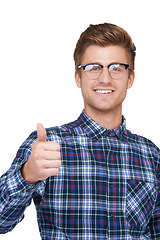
left=0, top=131, right=46, bottom=234
left=149, top=146, right=160, bottom=239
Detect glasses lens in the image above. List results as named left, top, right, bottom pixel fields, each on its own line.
left=84, top=64, right=102, bottom=79
left=109, top=64, right=126, bottom=79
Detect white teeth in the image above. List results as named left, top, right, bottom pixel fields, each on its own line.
left=96, top=90, right=113, bottom=94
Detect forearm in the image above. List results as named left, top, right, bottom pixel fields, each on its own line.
left=0, top=167, right=45, bottom=234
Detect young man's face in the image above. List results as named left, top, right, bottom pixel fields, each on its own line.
left=75, top=45, right=134, bottom=118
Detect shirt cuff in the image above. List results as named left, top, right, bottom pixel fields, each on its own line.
left=6, top=168, right=46, bottom=199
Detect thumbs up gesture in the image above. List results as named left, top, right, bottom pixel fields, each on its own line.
left=21, top=124, right=61, bottom=184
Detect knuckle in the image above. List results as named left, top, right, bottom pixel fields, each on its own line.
left=53, top=142, right=61, bottom=150
left=47, top=168, right=59, bottom=178
left=58, top=160, right=62, bottom=167
left=54, top=168, right=59, bottom=175
left=33, top=151, right=42, bottom=160
left=56, top=152, right=61, bottom=159
left=54, top=160, right=61, bottom=168
left=57, top=143, right=61, bottom=149
left=58, top=152, right=61, bottom=159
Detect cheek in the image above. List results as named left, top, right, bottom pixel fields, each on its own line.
left=80, top=81, right=94, bottom=100
left=116, top=81, right=128, bottom=99
left=80, top=77, right=92, bottom=90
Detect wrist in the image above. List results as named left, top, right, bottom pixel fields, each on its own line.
left=21, top=161, right=38, bottom=185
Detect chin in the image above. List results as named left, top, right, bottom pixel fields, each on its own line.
left=90, top=105, right=113, bottom=114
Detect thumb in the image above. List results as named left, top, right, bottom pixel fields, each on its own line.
left=37, top=123, right=47, bottom=142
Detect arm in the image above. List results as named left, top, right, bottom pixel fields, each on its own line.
left=0, top=132, right=45, bottom=234
left=0, top=124, right=61, bottom=234
left=149, top=177, right=160, bottom=238
left=0, top=168, right=45, bottom=234
left=149, top=147, right=160, bottom=239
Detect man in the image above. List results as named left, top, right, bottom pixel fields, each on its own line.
left=0, top=23, right=160, bottom=239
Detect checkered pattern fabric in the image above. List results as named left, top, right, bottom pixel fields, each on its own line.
left=0, top=110, right=160, bottom=239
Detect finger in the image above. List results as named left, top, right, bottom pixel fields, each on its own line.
left=42, top=151, right=61, bottom=160
left=45, top=168, right=60, bottom=177
left=42, top=142, right=61, bottom=151
left=44, top=160, right=62, bottom=169
left=37, top=123, right=47, bottom=142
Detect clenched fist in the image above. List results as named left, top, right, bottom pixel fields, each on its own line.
left=21, top=123, right=61, bottom=184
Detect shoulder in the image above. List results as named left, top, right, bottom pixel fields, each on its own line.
left=126, top=129, right=159, bottom=150
left=45, top=119, right=84, bottom=143
left=125, top=129, right=160, bottom=164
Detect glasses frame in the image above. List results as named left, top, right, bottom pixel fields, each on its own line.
left=78, top=62, right=131, bottom=79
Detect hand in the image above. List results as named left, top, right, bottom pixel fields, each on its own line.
left=21, top=123, right=61, bottom=184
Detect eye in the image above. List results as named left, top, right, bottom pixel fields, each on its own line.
left=110, top=64, right=124, bottom=72
left=85, top=64, right=101, bottom=72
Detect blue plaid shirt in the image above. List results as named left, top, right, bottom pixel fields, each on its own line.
left=0, top=110, right=160, bottom=239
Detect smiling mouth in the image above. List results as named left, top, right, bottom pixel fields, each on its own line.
left=94, top=89, right=114, bottom=94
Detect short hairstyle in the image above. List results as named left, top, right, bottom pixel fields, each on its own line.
left=74, top=23, right=136, bottom=75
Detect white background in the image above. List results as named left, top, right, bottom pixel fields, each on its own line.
left=0, top=0, right=159, bottom=239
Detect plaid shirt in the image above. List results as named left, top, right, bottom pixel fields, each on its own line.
left=0, top=110, right=160, bottom=239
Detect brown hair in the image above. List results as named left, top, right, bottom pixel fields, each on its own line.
left=74, top=23, right=136, bottom=74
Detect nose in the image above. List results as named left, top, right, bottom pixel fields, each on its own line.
left=98, top=66, right=112, bottom=83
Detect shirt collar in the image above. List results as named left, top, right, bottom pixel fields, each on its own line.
left=77, top=110, right=127, bottom=140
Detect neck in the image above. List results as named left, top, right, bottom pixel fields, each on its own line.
left=84, top=107, right=123, bottom=130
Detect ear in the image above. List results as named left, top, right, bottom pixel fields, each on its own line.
left=127, top=71, right=135, bottom=89
left=75, top=71, right=81, bottom=88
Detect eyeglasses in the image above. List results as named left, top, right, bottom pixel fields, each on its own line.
left=78, top=63, right=131, bottom=80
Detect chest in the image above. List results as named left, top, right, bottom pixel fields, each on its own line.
left=51, top=139, right=157, bottom=213
left=40, top=139, right=158, bottom=238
